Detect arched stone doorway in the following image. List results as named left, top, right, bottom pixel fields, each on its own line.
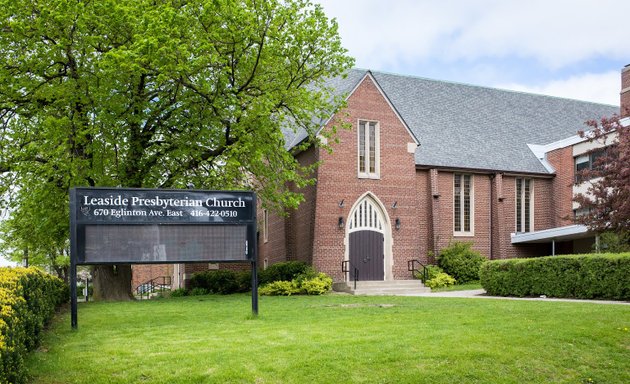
left=345, top=193, right=392, bottom=281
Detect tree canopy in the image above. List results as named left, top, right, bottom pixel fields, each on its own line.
left=573, top=114, right=630, bottom=247
left=0, top=0, right=353, bottom=283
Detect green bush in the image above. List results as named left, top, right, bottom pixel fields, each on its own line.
left=415, top=265, right=444, bottom=283
left=258, top=261, right=310, bottom=285
left=189, top=287, right=208, bottom=296
left=189, top=270, right=250, bottom=295
left=425, top=272, right=456, bottom=289
left=480, top=253, right=630, bottom=300
left=0, top=267, right=68, bottom=384
left=259, top=280, right=299, bottom=296
left=437, top=242, right=486, bottom=283
left=259, top=271, right=333, bottom=296
left=170, top=288, right=188, bottom=297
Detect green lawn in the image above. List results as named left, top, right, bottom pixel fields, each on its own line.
left=28, top=294, right=629, bottom=384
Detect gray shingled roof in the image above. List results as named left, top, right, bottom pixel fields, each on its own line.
left=289, top=69, right=619, bottom=174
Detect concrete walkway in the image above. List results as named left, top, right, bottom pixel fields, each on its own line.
left=402, top=289, right=630, bottom=305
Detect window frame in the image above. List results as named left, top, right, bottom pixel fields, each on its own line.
left=453, top=173, right=474, bottom=236
left=515, top=178, right=533, bottom=233
left=262, top=209, right=269, bottom=243
left=357, top=120, right=380, bottom=179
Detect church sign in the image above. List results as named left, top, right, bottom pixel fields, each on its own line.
left=69, top=187, right=258, bottom=328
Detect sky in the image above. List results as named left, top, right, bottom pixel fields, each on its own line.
left=315, top=0, right=629, bottom=106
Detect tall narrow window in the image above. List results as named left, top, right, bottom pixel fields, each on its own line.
left=516, top=178, right=532, bottom=232
left=358, top=120, right=379, bottom=178
left=263, top=209, right=269, bottom=243
left=454, top=174, right=473, bottom=235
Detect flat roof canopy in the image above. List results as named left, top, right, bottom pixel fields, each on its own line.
left=511, top=225, right=592, bottom=244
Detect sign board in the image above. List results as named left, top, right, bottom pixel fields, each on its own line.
left=70, top=188, right=256, bottom=264
left=69, top=187, right=259, bottom=328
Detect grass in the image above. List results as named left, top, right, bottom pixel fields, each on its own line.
left=431, top=281, right=483, bottom=291
left=28, top=294, right=629, bottom=384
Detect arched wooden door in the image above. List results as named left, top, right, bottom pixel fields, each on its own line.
left=347, top=197, right=386, bottom=281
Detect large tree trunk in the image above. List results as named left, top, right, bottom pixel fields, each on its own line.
left=92, top=265, right=134, bottom=301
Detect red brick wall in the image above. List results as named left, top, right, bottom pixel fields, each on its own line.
left=132, top=264, right=172, bottom=289
left=287, top=147, right=318, bottom=264
left=546, top=146, right=575, bottom=227
left=312, top=75, right=420, bottom=281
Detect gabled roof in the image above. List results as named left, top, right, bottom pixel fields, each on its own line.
left=288, top=69, right=619, bottom=175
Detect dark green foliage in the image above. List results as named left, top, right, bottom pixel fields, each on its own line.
left=189, top=270, right=251, bottom=295
left=437, top=242, right=486, bottom=283
left=480, top=253, right=630, bottom=300
left=258, top=261, right=310, bottom=286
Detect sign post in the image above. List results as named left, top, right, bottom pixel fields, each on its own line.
left=70, top=188, right=258, bottom=328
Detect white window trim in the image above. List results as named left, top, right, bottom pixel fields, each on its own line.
left=453, top=173, right=474, bottom=236
left=357, top=120, right=380, bottom=179
left=515, top=178, right=534, bottom=233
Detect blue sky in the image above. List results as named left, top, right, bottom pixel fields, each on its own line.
left=316, top=0, right=629, bottom=106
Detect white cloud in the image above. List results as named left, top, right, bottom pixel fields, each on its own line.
left=496, top=71, right=621, bottom=106
left=318, top=0, right=630, bottom=69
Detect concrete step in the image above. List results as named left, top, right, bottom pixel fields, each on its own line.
left=333, top=280, right=431, bottom=296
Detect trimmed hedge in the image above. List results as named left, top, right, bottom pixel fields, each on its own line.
left=480, top=253, right=630, bottom=300
left=0, top=267, right=68, bottom=384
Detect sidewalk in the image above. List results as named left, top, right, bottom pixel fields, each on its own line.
left=404, top=289, right=630, bottom=305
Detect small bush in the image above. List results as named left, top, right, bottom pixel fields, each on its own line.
left=480, top=253, right=630, bottom=300
left=300, top=273, right=333, bottom=295
left=189, top=270, right=250, bottom=295
left=259, top=271, right=333, bottom=296
left=258, top=261, right=310, bottom=285
left=425, top=272, right=456, bottom=289
left=259, top=280, right=299, bottom=296
left=189, top=287, right=208, bottom=296
left=437, top=242, right=486, bottom=283
left=415, top=265, right=444, bottom=283
left=170, top=288, right=188, bottom=297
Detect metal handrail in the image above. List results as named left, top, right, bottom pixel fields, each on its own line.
left=407, top=259, right=428, bottom=283
left=134, top=275, right=172, bottom=300
left=341, top=260, right=360, bottom=290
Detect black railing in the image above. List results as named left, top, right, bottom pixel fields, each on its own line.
left=134, top=276, right=172, bottom=300
left=341, top=260, right=359, bottom=290
left=407, top=259, right=428, bottom=283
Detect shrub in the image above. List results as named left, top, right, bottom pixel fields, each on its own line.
left=259, top=271, right=333, bottom=296
left=259, top=280, right=299, bottom=296
left=189, top=270, right=250, bottom=295
left=300, top=273, right=333, bottom=295
left=0, top=267, right=68, bottom=384
left=415, top=265, right=444, bottom=283
left=258, top=261, right=310, bottom=285
left=189, top=287, right=208, bottom=296
left=425, top=272, right=456, bottom=289
left=170, top=288, right=188, bottom=297
left=480, top=253, right=630, bottom=300
left=437, top=242, right=486, bottom=283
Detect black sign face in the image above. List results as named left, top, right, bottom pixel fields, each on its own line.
left=70, top=188, right=256, bottom=264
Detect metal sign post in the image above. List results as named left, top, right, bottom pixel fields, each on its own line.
left=69, top=187, right=258, bottom=329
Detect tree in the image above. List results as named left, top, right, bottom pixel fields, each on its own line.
left=0, top=0, right=353, bottom=299
left=573, top=114, right=630, bottom=247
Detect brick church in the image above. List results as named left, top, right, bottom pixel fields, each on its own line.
left=133, top=65, right=629, bottom=289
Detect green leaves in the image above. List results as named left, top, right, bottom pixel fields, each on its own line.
left=1, top=0, right=353, bottom=267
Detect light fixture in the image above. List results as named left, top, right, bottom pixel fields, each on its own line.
left=395, top=218, right=401, bottom=230
left=338, top=199, right=345, bottom=208
left=338, top=217, right=345, bottom=229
